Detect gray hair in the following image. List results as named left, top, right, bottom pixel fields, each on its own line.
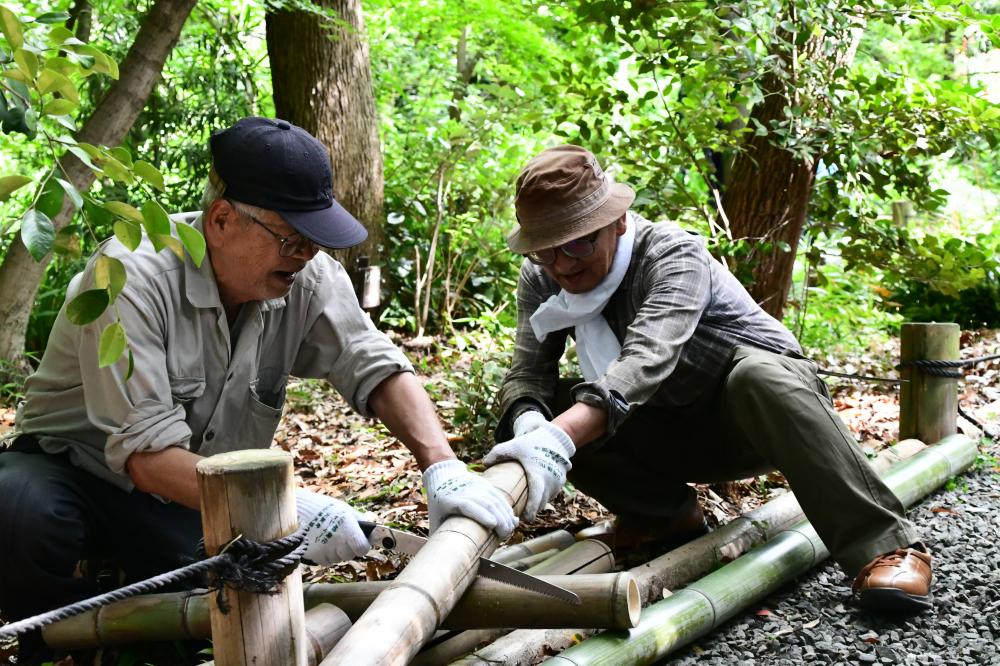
left=201, top=167, right=272, bottom=222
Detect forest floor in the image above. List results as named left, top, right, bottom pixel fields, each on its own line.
left=0, top=328, right=997, bottom=664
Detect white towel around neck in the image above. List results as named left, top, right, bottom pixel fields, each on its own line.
left=529, top=215, right=636, bottom=381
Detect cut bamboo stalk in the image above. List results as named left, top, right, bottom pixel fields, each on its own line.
left=463, top=438, right=930, bottom=665
left=545, top=434, right=977, bottom=665
left=493, top=530, right=575, bottom=564
left=318, top=462, right=528, bottom=665
left=899, top=322, right=960, bottom=443
left=197, top=450, right=307, bottom=666
left=414, top=540, right=624, bottom=665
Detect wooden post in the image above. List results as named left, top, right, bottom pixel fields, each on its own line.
left=899, top=322, right=960, bottom=443
left=197, top=450, right=308, bottom=666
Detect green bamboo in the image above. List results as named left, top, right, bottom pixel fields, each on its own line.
left=546, top=434, right=977, bottom=665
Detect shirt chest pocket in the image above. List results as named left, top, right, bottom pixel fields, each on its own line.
left=238, top=368, right=288, bottom=449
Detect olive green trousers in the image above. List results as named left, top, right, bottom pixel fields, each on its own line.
left=562, top=345, right=921, bottom=576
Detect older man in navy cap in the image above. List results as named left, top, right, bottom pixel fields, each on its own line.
left=0, top=117, right=516, bottom=663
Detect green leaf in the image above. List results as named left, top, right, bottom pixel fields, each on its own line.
left=113, top=219, right=142, bottom=251
left=0, top=174, right=31, bottom=201
left=34, top=11, right=71, bottom=24
left=108, top=146, right=132, bottom=168
left=52, top=225, right=81, bottom=258
left=156, top=234, right=184, bottom=262
left=133, top=161, right=164, bottom=191
left=42, top=98, right=76, bottom=115
left=0, top=5, right=24, bottom=49
left=14, top=48, right=38, bottom=80
left=103, top=200, right=143, bottom=223
left=141, top=199, right=171, bottom=236
left=36, top=177, right=64, bottom=218
left=66, top=288, right=109, bottom=325
left=94, top=254, right=127, bottom=299
left=100, top=155, right=131, bottom=183
left=20, top=208, right=54, bottom=261
left=36, top=69, right=78, bottom=103
left=67, top=145, right=99, bottom=171
left=175, top=221, right=206, bottom=267
left=98, top=321, right=127, bottom=368
left=46, top=25, right=74, bottom=46
left=56, top=178, right=83, bottom=209
left=125, top=348, right=134, bottom=380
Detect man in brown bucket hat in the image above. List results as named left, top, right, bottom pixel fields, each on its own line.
left=484, top=144, right=933, bottom=614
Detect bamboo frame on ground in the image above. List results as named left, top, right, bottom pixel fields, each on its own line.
left=546, top=434, right=977, bottom=665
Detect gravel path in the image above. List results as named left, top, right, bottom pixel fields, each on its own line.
left=669, top=435, right=1000, bottom=666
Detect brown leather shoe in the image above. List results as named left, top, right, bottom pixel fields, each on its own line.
left=852, top=546, right=933, bottom=613
left=613, top=503, right=710, bottom=552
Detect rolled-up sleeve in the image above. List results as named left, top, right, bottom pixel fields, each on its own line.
left=75, top=280, right=193, bottom=475
left=291, top=259, right=413, bottom=417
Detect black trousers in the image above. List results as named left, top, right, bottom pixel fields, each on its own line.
left=0, top=438, right=202, bottom=658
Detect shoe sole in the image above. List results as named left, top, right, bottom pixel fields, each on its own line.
left=858, top=588, right=933, bottom=613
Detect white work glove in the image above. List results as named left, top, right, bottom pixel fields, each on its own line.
left=422, top=459, right=518, bottom=539
left=484, top=419, right=575, bottom=521
left=512, top=409, right=549, bottom=437
left=295, top=489, right=370, bottom=566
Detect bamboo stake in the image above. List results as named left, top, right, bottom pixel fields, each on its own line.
left=317, top=462, right=527, bottom=665
left=545, top=434, right=977, bottom=665
left=462, top=438, right=929, bottom=665
left=197, top=450, right=307, bottom=666
left=505, top=548, right=561, bottom=570
left=899, top=322, right=960, bottom=443
left=493, top=530, right=576, bottom=564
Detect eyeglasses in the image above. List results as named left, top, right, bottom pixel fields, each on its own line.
left=525, top=228, right=603, bottom=266
left=232, top=203, right=319, bottom=258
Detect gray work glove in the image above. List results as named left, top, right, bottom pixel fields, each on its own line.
left=484, top=417, right=575, bottom=521
left=422, top=459, right=518, bottom=538
left=295, top=488, right=370, bottom=565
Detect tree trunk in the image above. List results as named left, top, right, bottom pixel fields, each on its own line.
left=722, top=24, right=863, bottom=321
left=266, top=1, right=384, bottom=282
left=721, top=69, right=817, bottom=320
left=0, top=0, right=197, bottom=368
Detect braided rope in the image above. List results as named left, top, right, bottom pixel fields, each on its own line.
left=0, top=528, right=306, bottom=640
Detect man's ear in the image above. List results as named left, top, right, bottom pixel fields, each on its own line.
left=203, top=199, right=236, bottom=249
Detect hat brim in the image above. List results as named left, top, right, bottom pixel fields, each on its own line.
left=507, top=182, right=635, bottom=254
left=280, top=198, right=368, bottom=250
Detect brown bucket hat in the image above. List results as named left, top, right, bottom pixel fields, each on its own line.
left=508, top=145, right=635, bottom=254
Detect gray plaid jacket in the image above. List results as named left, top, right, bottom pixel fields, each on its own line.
left=496, top=212, right=801, bottom=441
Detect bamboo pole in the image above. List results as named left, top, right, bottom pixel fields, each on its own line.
left=197, top=449, right=308, bottom=666
left=493, top=530, right=575, bottom=564
left=462, top=438, right=929, bottom=665
left=545, top=434, right=977, bottom=665
left=414, top=539, right=623, bottom=665
left=318, top=462, right=527, bottom=665
left=505, top=548, right=560, bottom=570
left=899, top=322, right=960, bottom=443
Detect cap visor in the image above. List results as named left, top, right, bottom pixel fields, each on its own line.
left=281, top=199, right=368, bottom=249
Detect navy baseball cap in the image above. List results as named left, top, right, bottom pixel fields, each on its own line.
left=209, top=117, right=368, bottom=249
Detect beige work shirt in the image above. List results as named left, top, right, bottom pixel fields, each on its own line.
left=13, top=218, right=412, bottom=490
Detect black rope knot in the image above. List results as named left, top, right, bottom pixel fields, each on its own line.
left=197, top=531, right=308, bottom=613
